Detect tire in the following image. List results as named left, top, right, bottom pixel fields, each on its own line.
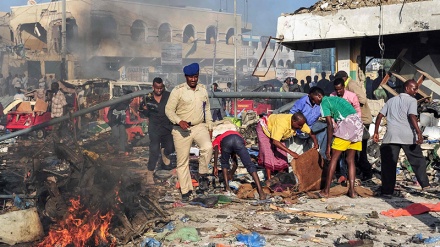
left=35, top=129, right=46, bottom=139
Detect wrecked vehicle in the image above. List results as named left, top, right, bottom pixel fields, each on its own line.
left=4, top=99, right=53, bottom=138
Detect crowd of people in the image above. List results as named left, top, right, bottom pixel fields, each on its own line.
left=0, top=73, right=59, bottom=97
left=2, top=63, right=433, bottom=201
left=140, top=62, right=435, bottom=202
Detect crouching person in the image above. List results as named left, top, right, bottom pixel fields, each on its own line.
left=212, top=130, right=266, bottom=200
left=256, top=112, right=318, bottom=180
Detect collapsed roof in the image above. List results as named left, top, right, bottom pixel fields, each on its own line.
left=291, top=0, right=431, bottom=15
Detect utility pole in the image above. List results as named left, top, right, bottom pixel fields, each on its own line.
left=61, top=0, right=67, bottom=80
left=211, top=20, right=218, bottom=85
left=233, top=0, right=237, bottom=117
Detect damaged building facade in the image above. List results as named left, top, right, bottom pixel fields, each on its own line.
left=276, top=0, right=440, bottom=99
left=7, top=0, right=295, bottom=86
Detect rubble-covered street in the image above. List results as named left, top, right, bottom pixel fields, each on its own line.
left=1, top=0, right=440, bottom=246
left=0, top=115, right=439, bottom=246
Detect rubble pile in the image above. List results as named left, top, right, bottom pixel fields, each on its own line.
left=292, top=0, right=430, bottom=15
left=0, top=107, right=439, bottom=246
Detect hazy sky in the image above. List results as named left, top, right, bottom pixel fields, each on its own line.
left=0, top=0, right=317, bottom=35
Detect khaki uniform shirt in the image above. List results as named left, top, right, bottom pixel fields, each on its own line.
left=165, top=82, right=213, bottom=130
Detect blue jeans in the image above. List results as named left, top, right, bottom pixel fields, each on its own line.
left=220, top=134, right=257, bottom=173
left=311, top=122, right=328, bottom=159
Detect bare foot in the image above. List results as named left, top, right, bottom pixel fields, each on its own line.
left=318, top=191, right=328, bottom=198
left=347, top=190, right=358, bottom=198
left=259, top=193, right=267, bottom=200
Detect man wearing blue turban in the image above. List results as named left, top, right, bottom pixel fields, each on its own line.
left=165, top=63, right=213, bottom=202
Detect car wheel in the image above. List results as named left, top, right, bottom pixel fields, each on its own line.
left=35, top=129, right=46, bottom=139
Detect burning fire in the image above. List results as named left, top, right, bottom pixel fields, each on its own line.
left=37, top=197, right=116, bottom=247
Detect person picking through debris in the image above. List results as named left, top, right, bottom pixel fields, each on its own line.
left=330, top=78, right=361, bottom=183
left=212, top=130, right=266, bottom=200
left=373, top=79, right=433, bottom=197
left=165, top=63, right=213, bottom=202
left=141, top=77, right=175, bottom=186
left=318, top=95, right=364, bottom=198
left=256, top=112, right=318, bottom=180
left=334, top=70, right=373, bottom=181
left=289, top=87, right=326, bottom=158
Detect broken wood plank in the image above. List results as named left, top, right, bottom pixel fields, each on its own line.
left=270, top=204, right=347, bottom=220
left=140, top=195, right=169, bottom=218
left=233, top=223, right=251, bottom=234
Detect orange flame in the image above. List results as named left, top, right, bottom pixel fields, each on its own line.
left=37, top=197, right=116, bottom=247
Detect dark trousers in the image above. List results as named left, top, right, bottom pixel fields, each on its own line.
left=111, top=124, right=127, bottom=152
left=211, top=108, right=223, bottom=122
left=357, top=137, right=372, bottom=178
left=380, top=143, right=430, bottom=194
left=220, top=134, right=257, bottom=173
left=147, top=126, right=174, bottom=171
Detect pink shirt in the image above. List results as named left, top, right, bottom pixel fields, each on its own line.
left=330, top=90, right=361, bottom=117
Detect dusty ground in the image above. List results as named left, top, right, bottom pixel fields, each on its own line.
left=1, top=133, right=439, bottom=247
left=164, top=195, right=439, bottom=247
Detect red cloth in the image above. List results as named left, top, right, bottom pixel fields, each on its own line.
left=126, top=126, right=144, bottom=141
left=176, top=179, right=199, bottom=189
left=381, top=202, right=440, bottom=217
left=212, top=130, right=243, bottom=152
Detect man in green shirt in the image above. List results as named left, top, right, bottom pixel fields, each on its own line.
left=318, top=96, right=363, bottom=198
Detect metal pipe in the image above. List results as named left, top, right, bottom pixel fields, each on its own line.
left=209, top=92, right=306, bottom=99
left=211, top=20, right=218, bottom=85
left=0, top=90, right=150, bottom=142
left=0, top=90, right=306, bottom=142
left=61, top=0, right=67, bottom=79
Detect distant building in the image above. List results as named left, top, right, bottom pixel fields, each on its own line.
left=6, top=0, right=298, bottom=88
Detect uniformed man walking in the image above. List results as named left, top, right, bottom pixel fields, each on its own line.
left=165, top=63, right=213, bottom=202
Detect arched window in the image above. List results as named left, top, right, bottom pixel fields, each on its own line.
left=131, top=20, right=146, bottom=42
left=286, top=60, right=292, bottom=68
left=278, top=60, right=284, bottom=67
left=183, top=24, right=195, bottom=43
left=158, top=23, right=171, bottom=42
left=269, top=42, right=275, bottom=51
left=261, top=59, right=267, bottom=67
left=226, top=28, right=234, bottom=45
left=206, top=26, right=216, bottom=44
